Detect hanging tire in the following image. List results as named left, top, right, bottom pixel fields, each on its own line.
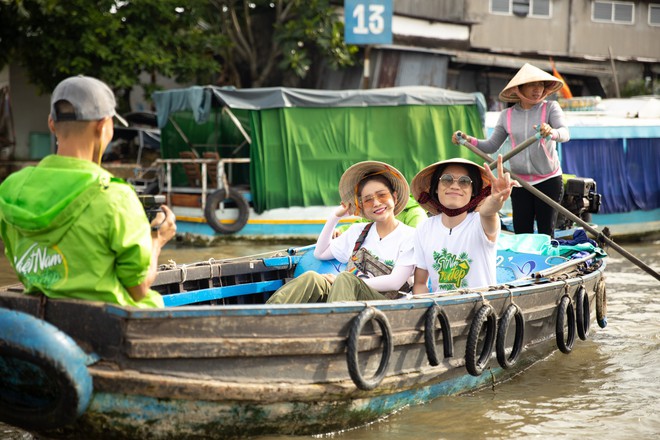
left=556, top=295, right=576, bottom=354
left=204, top=188, right=250, bottom=234
left=496, top=304, right=525, bottom=369
left=595, top=279, right=607, bottom=328
left=465, top=304, right=497, bottom=376
left=424, top=304, right=453, bottom=366
left=0, top=308, right=93, bottom=430
left=575, top=286, right=590, bottom=341
left=346, top=307, right=393, bottom=391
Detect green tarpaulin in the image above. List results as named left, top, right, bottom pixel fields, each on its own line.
left=153, top=86, right=486, bottom=213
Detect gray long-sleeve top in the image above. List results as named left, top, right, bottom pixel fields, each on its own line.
left=476, top=100, right=570, bottom=183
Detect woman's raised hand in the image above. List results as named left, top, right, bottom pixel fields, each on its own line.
left=334, top=202, right=353, bottom=218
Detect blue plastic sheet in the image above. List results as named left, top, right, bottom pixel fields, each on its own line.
left=561, top=138, right=660, bottom=213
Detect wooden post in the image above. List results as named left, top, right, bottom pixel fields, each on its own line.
left=361, top=45, right=372, bottom=89
left=608, top=46, right=621, bottom=98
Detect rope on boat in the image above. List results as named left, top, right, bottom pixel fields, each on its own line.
left=477, top=291, right=491, bottom=307
left=179, top=265, right=188, bottom=283
left=207, top=258, right=218, bottom=278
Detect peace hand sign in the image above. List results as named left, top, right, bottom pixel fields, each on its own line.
left=482, top=155, right=519, bottom=214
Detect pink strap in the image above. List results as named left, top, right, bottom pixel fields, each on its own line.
left=539, top=102, right=554, bottom=161
left=507, top=107, right=515, bottom=147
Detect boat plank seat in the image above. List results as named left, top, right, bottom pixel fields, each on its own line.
left=163, top=279, right=284, bottom=307
left=179, top=151, right=202, bottom=187
left=202, top=151, right=220, bottom=187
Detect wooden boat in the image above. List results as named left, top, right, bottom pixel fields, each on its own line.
left=0, top=237, right=607, bottom=439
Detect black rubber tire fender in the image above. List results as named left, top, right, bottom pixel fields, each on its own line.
left=465, top=304, right=497, bottom=377
left=595, top=279, right=608, bottom=328
left=556, top=295, right=576, bottom=354
left=0, top=308, right=93, bottom=430
left=346, top=307, right=393, bottom=391
left=575, top=286, right=590, bottom=341
left=204, top=188, right=250, bottom=234
left=496, top=304, right=525, bottom=369
left=424, top=304, right=454, bottom=366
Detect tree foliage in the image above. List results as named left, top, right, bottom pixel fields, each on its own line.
left=1, top=0, right=226, bottom=111
left=0, top=0, right=358, bottom=109
left=211, top=0, right=358, bottom=87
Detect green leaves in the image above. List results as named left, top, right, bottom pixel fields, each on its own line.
left=1, top=0, right=358, bottom=108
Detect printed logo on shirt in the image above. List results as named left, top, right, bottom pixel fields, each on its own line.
left=432, top=248, right=471, bottom=290
left=13, top=242, right=68, bottom=287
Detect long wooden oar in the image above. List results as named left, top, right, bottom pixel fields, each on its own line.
left=456, top=133, right=660, bottom=282
left=484, top=131, right=548, bottom=170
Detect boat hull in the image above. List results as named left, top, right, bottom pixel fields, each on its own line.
left=0, top=250, right=605, bottom=438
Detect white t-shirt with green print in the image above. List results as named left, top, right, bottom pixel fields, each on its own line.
left=414, top=212, right=497, bottom=292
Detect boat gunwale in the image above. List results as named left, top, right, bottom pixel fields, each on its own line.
left=104, top=262, right=605, bottom=319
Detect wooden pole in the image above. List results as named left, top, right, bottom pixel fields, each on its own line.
left=458, top=139, right=660, bottom=282
left=361, top=46, right=372, bottom=89
left=608, top=46, right=621, bottom=98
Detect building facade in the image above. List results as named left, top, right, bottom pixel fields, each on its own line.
left=323, top=0, right=660, bottom=108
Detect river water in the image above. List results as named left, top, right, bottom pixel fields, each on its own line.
left=1, top=239, right=658, bottom=440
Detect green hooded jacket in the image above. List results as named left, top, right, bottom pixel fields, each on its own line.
left=0, top=155, right=162, bottom=308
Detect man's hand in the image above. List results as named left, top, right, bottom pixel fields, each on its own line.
left=482, top=155, right=518, bottom=214
left=127, top=205, right=177, bottom=303
left=151, top=205, right=176, bottom=246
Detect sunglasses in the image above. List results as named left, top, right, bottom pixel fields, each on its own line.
left=360, top=190, right=392, bottom=208
left=439, top=174, right=473, bottom=189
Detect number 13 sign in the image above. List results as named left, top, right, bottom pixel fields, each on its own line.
left=344, top=0, right=393, bottom=45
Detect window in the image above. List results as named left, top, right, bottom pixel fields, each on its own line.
left=490, top=0, right=551, bottom=17
left=491, top=0, right=511, bottom=15
left=650, top=5, right=660, bottom=26
left=592, top=1, right=634, bottom=24
left=531, top=0, right=551, bottom=17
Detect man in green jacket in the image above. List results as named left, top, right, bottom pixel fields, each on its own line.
left=0, top=75, right=176, bottom=307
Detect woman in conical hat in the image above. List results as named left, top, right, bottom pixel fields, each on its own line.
left=451, top=63, right=570, bottom=238
left=410, top=155, right=517, bottom=293
left=266, top=161, right=416, bottom=304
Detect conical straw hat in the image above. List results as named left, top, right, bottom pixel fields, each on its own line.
left=411, top=158, right=490, bottom=216
left=499, top=63, right=564, bottom=103
left=338, top=161, right=409, bottom=218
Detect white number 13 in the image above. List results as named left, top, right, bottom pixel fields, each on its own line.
left=352, top=4, right=385, bottom=35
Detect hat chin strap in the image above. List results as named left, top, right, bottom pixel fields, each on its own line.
left=419, top=186, right=491, bottom=217
left=513, top=87, right=546, bottom=107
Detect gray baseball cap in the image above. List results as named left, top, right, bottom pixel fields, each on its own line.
left=50, top=75, right=128, bottom=126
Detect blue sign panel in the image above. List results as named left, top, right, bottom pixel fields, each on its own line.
left=344, top=0, right=393, bottom=45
